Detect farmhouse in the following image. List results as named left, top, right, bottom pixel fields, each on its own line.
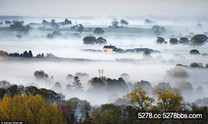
left=103, top=45, right=117, bottom=52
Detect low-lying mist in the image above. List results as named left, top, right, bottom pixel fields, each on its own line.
left=0, top=55, right=208, bottom=105
left=0, top=17, right=208, bottom=106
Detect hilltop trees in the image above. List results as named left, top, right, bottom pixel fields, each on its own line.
left=9, top=50, right=33, bottom=58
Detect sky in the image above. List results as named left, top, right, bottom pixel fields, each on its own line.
left=0, top=0, right=208, bottom=17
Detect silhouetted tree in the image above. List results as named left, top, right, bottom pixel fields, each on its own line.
left=94, top=28, right=104, bottom=35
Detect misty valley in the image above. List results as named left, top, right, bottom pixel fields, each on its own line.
left=0, top=16, right=208, bottom=123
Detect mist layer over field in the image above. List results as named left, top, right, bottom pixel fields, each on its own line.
left=0, top=16, right=208, bottom=105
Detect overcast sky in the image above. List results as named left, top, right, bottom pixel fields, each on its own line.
left=0, top=0, right=208, bottom=17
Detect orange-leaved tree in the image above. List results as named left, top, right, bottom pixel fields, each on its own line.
left=124, top=87, right=154, bottom=111
left=0, top=94, right=65, bottom=124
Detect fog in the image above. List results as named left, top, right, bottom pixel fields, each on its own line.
left=0, top=14, right=208, bottom=105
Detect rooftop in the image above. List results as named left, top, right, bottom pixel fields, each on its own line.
left=103, top=45, right=116, bottom=49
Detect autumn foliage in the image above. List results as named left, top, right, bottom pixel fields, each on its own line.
left=0, top=94, right=64, bottom=124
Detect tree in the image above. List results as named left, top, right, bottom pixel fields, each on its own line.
left=28, top=50, right=33, bottom=57
left=145, top=19, right=153, bottom=24
left=152, top=25, right=166, bottom=36
left=10, top=20, right=30, bottom=33
left=90, top=104, right=123, bottom=124
left=34, top=70, right=49, bottom=79
left=106, top=78, right=128, bottom=92
left=156, top=37, right=167, bottom=44
left=0, top=50, right=9, bottom=56
left=96, top=37, right=107, bottom=44
left=6, top=84, right=22, bottom=97
left=66, top=74, right=73, bottom=83
left=155, top=82, right=172, bottom=91
left=46, top=33, right=54, bottom=39
left=120, top=73, right=129, bottom=81
left=77, top=24, right=84, bottom=33
left=83, top=36, right=97, bottom=44
left=52, top=82, right=62, bottom=93
left=64, top=19, right=72, bottom=25
left=176, top=81, right=193, bottom=95
left=62, top=97, right=91, bottom=123
left=72, top=76, right=83, bottom=90
left=169, top=38, right=179, bottom=44
left=143, top=51, right=151, bottom=56
left=155, top=89, right=183, bottom=111
left=120, top=19, right=129, bottom=26
left=166, top=66, right=188, bottom=78
left=190, top=49, right=200, bottom=55
left=25, top=86, right=39, bottom=95
left=190, top=62, right=201, bottom=68
left=124, top=87, right=154, bottom=111
left=111, top=19, right=119, bottom=28
left=0, top=94, right=64, bottom=124
left=179, top=37, right=188, bottom=44
left=89, top=77, right=106, bottom=89
left=66, top=74, right=73, bottom=79
left=135, top=80, right=152, bottom=93
left=190, top=34, right=208, bottom=46
left=0, top=88, right=6, bottom=99
left=0, top=80, right=11, bottom=88
left=94, top=28, right=104, bottom=35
